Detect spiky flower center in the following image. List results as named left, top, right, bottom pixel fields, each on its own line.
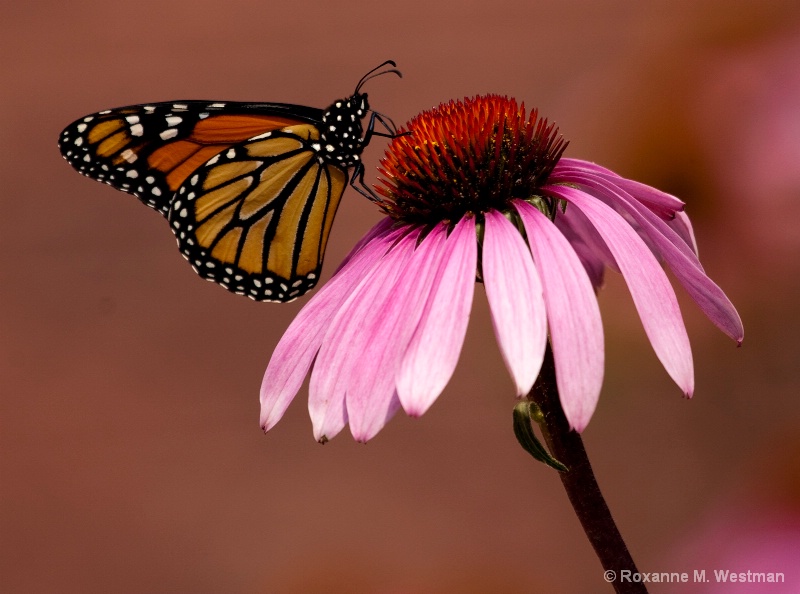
left=376, top=95, right=568, bottom=225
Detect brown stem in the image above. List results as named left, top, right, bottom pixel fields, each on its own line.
left=527, top=344, right=647, bottom=594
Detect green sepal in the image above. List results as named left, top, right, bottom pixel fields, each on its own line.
left=513, top=401, right=568, bottom=472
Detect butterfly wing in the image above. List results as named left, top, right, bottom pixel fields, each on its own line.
left=58, top=101, right=324, bottom=216
left=167, top=124, right=347, bottom=302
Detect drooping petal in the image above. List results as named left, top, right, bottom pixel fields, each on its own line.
left=260, top=221, right=402, bottom=431
left=553, top=158, right=621, bottom=177
left=397, top=217, right=478, bottom=416
left=668, top=210, right=700, bottom=257
left=559, top=172, right=701, bottom=268
left=482, top=209, right=547, bottom=396
left=553, top=213, right=607, bottom=289
left=346, top=225, right=450, bottom=441
left=546, top=185, right=694, bottom=395
left=596, top=176, right=686, bottom=219
left=551, top=165, right=685, bottom=219
left=308, top=229, right=420, bottom=442
left=563, top=175, right=743, bottom=343
left=515, top=201, right=604, bottom=432
left=556, top=202, right=619, bottom=272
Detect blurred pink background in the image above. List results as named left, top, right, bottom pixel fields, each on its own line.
left=2, top=1, right=800, bottom=592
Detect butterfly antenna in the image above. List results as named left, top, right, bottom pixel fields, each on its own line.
left=355, top=60, right=402, bottom=94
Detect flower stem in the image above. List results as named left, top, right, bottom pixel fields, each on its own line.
left=527, top=344, right=647, bottom=594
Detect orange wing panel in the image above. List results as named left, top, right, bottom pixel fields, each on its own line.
left=190, top=115, right=307, bottom=144
left=165, top=145, right=233, bottom=191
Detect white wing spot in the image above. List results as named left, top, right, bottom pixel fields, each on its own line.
left=120, top=149, right=137, bottom=163
left=76, top=123, right=87, bottom=133
left=126, top=170, right=138, bottom=178
left=125, top=115, right=140, bottom=125
left=166, top=116, right=182, bottom=127
left=130, top=123, right=144, bottom=137
left=160, top=129, right=178, bottom=140
left=73, top=137, right=83, bottom=146
left=152, top=187, right=162, bottom=196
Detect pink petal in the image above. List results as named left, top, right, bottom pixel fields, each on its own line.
left=553, top=213, right=607, bottom=289
left=308, top=229, right=420, bottom=442
left=553, top=158, right=621, bottom=177
left=515, top=201, right=604, bottom=432
left=564, top=175, right=743, bottom=343
left=558, top=172, right=702, bottom=269
left=397, top=217, right=478, bottom=416
left=482, top=210, right=547, bottom=396
left=345, top=225, right=450, bottom=441
left=552, top=166, right=685, bottom=219
left=545, top=185, right=695, bottom=396
left=260, top=222, right=402, bottom=432
left=668, top=210, right=700, bottom=257
left=555, top=201, right=619, bottom=273
left=607, top=177, right=686, bottom=218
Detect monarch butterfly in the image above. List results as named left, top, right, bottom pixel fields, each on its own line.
left=58, top=60, right=403, bottom=302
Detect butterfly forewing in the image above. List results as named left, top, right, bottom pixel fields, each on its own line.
left=58, top=101, right=322, bottom=216
left=167, top=125, right=347, bottom=302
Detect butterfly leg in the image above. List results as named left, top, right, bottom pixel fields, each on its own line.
left=362, top=111, right=410, bottom=144
left=350, top=112, right=412, bottom=202
left=349, top=162, right=382, bottom=203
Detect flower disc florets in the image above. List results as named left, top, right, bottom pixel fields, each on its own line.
left=376, top=95, right=568, bottom=225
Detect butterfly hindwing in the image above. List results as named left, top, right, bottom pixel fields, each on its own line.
left=58, top=101, right=323, bottom=216
left=167, top=124, right=348, bottom=302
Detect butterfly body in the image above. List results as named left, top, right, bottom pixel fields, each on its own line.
left=58, top=61, right=400, bottom=302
